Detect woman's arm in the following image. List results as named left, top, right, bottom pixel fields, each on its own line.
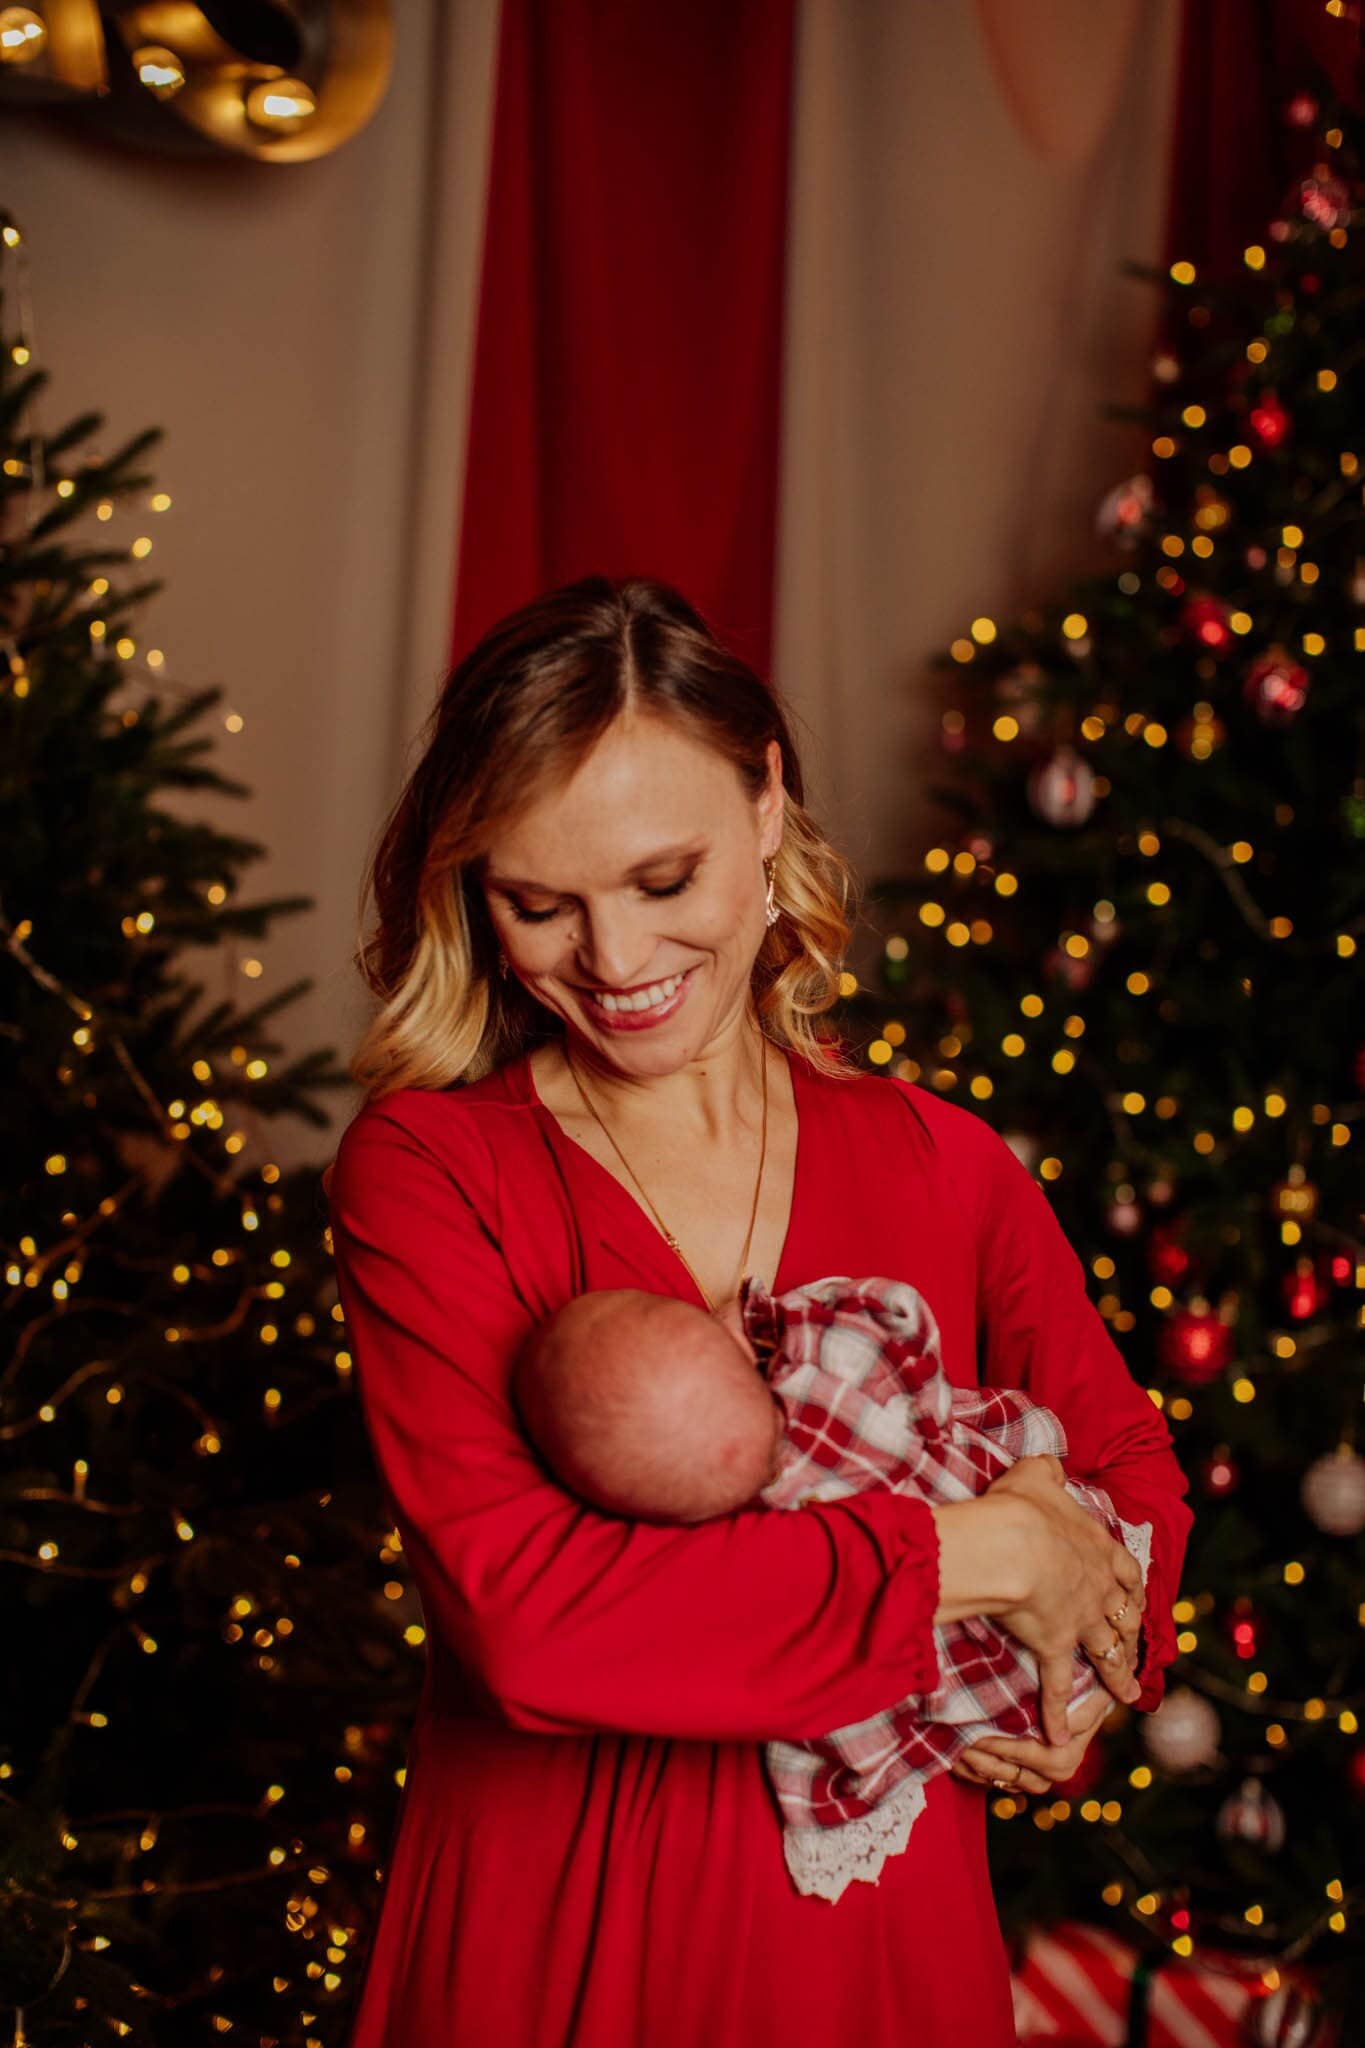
left=892, top=1080, right=1195, bottom=1712
left=328, top=1102, right=945, bottom=1746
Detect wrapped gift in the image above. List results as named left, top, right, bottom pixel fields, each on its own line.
left=1010, top=1919, right=1338, bottom=2047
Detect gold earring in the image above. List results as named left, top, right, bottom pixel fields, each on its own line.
left=763, top=855, right=780, bottom=927
left=498, top=952, right=509, bottom=979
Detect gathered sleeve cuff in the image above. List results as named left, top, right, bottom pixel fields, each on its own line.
left=328, top=1101, right=943, bottom=1744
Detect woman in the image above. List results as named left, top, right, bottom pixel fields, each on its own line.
left=327, top=575, right=1193, bottom=2047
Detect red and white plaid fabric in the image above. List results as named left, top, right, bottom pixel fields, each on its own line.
left=741, top=1273, right=1153, bottom=1905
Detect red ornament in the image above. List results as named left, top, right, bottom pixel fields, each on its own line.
left=1349, top=1747, right=1365, bottom=1796
left=1055, top=1733, right=1106, bottom=1801
left=1223, top=1595, right=1260, bottom=1661
left=1245, top=645, right=1310, bottom=724
left=1148, top=1222, right=1191, bottom=1286
left=1160, top=1306, right=1235, bottom=1385
left=1180, top=595, right=1232, bottom=653
left=1284, top=91, right=1318, bottom=128
left=1202, top=1445, right=1239, bottom=1496
left=1249, top=392, right=1291, bottom=448
left=1282, top=1255, right=1330, bottom=1321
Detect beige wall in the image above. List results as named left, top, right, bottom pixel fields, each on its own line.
left=9, top=0, right=1177, bottom=1159
left=777, top=0, right=1179, bottom=889
left=8, top=0, right=501, bottom=1164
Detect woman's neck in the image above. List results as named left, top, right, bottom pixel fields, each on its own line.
left=546, top=1009, right=771, bottom=1144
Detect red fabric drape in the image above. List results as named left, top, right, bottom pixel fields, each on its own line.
left=1165, top=0, right=1363, bottom=275
left=450, top=0, right=796, bottom=682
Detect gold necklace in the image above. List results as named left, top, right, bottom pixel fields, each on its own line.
left=563, top=1030, right=769, bottom=1313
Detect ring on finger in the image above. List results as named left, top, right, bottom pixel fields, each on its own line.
left=1106, top=1602, right=1129, bottom=1626
left=1098, top=1632, right=1124, bottom=1665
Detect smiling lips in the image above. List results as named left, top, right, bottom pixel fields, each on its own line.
left=581, top=969, right=689, bottom=1015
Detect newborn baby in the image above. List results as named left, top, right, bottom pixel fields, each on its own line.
left=513, top=1274, right=1154, bottom=1904
left=511, top=1285, right=780, bottom=1525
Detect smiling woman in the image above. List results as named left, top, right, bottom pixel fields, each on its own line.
left=349, top=573, right=857, bottom=1097
left=328, top=571, right=1191, bottom=2048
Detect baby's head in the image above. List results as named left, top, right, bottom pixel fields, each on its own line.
left=511, top=1288, right=786, bottom=1524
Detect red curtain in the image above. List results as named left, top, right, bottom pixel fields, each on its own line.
left=1165, top=0, right=1363, bottom=274
left=450, top=0, right=797, bottom=682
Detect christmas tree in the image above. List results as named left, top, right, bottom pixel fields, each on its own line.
left=0, top=215, right=411, bottom=2046
left=838, top=81, right=1365, bottom=2043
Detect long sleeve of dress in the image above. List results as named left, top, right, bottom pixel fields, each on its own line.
left=893, top=1082, right=1194, bottom=1712
left=328, top=1100, right=943, bottom=1746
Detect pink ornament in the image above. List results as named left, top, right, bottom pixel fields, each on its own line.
left=1218, top=1775, right=1285, bottom=1850
left=1202, top=1445, right=1239, bottom=1496
left=1002, top=1130, right=1041, bottom=1174
left=1284, top=91, right=1318, bottom=129
left=1142, top=1685, right=1220, bottom=1771
left=1027, top=745, right=1097, bottom=826
left=1245, top=646, right=1310, bottom=725
left=1300, top=174, right=1350, bottom=228
left=1096, top=473, right=1154, bottom=545
left=1301, top=1447, right=1365, bottom=1537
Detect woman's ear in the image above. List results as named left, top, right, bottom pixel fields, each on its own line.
left=759, top=738, right=785, bottom=851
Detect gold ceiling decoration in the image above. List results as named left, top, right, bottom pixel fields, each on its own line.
left=0, top=1, right=392, bottom=161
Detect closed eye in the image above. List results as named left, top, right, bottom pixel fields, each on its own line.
left=505, top=872, right=697, bottom=925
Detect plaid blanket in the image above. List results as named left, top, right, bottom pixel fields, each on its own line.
left=742, top=1273, right=1153, bottom=1905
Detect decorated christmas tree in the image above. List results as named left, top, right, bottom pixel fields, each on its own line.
left=838, top=82, right=1365, bottom=2045
left=0, top=215, right=411, bottom=2046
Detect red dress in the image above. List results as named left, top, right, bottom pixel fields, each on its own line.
left=329, top=1042, right=1193, bottom=2048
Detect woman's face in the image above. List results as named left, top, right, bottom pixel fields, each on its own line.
left=478, top=713, right=783, bottom=1075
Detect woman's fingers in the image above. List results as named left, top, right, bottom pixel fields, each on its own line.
left=1037, top=1651, right=1078, bottom=1747
left=953, top=1747, right=1053, bottom=1796
left=1080, top=1614, right=1143, bottom=1702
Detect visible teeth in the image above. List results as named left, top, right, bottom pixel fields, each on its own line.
left=591, top=972, right=684, bottom=1014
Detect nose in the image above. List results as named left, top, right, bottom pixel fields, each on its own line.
left=574, top=902, right=659, bottom=991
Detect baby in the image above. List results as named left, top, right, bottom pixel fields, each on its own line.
left=511, top=1274, right=1152, bottom=1903
left=511, top=1285, right=783, bottom=1526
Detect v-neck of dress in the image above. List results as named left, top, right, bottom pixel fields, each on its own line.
left=516, top=1036, right=809, bottom=1310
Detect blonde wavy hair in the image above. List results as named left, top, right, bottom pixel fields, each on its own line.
left=350, top=574, right=864, bottom=1100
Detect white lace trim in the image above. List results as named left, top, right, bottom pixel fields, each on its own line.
left=777, top=1515, right=1155, bottom=1907
left=780, top=1771, right=927, bottom=1904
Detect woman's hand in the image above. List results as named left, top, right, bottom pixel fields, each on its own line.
left=984, top=1454, right=1146, bottom=1747
left=951, top=1685, right=1110, bottom=1797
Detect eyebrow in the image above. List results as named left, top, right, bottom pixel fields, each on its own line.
left=483, top=841, right=706, bottom=894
